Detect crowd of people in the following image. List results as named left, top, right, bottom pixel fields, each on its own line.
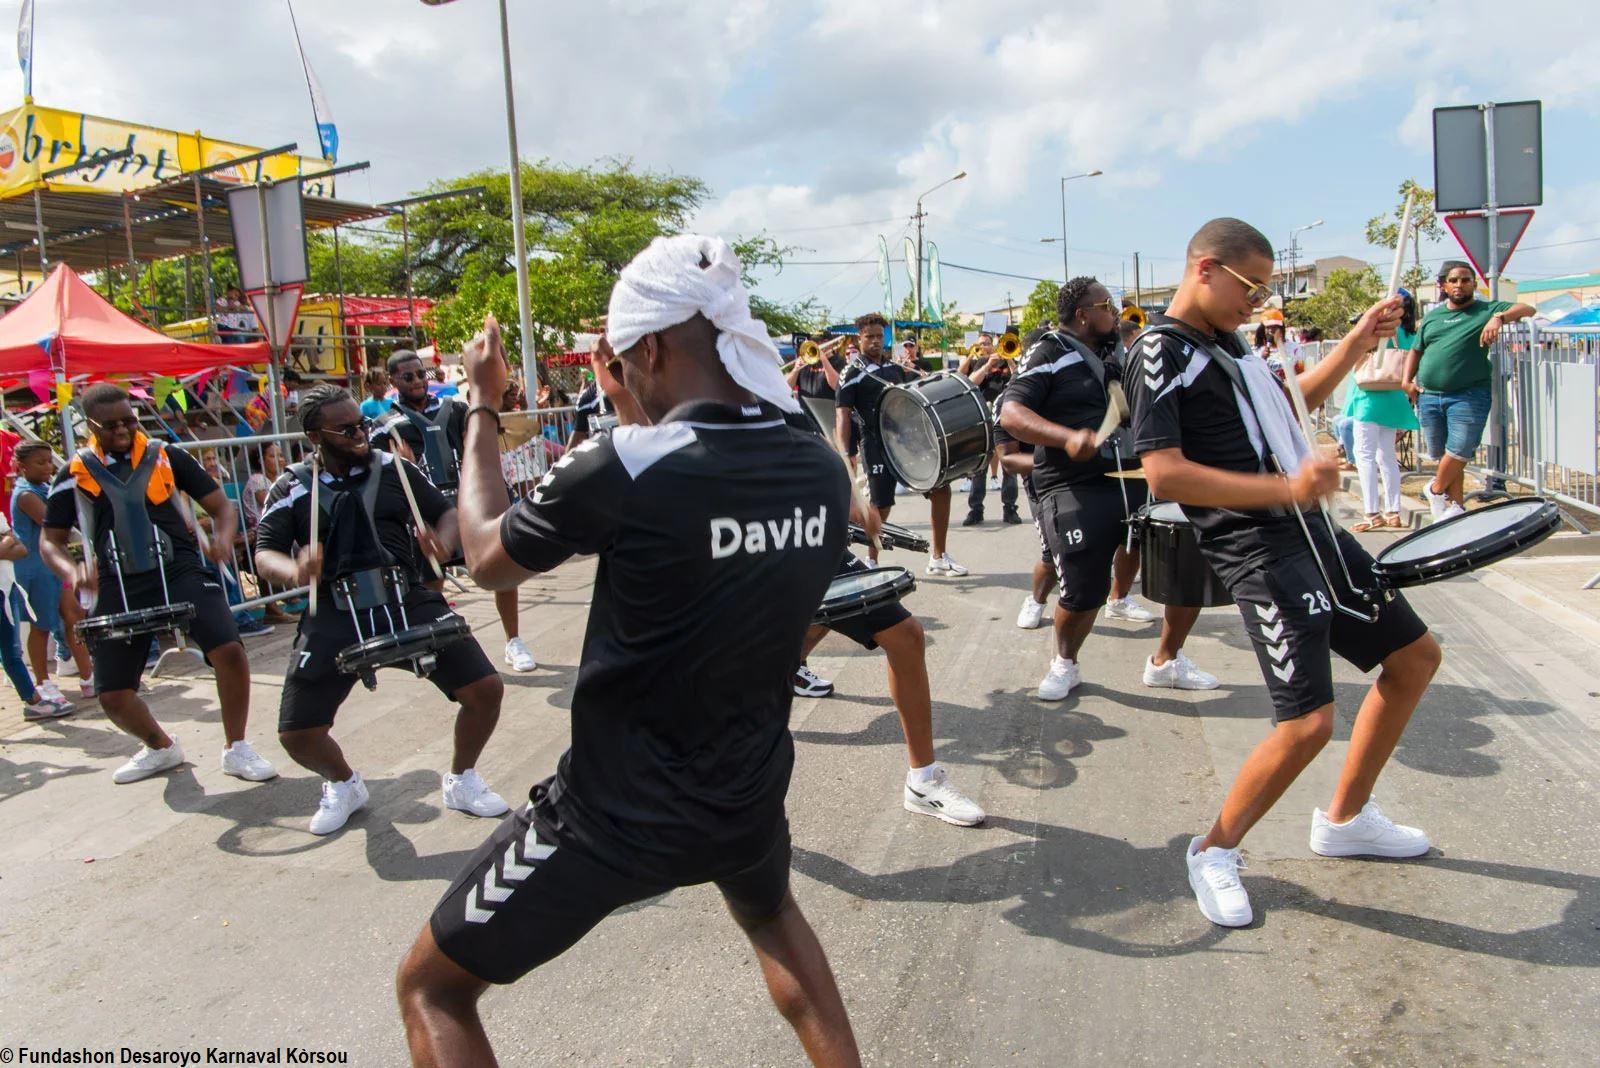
left=11, top=213, right=1534, bottom=1066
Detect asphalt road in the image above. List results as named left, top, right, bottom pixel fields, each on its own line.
left=1, top=488, right=1597, bottom=1066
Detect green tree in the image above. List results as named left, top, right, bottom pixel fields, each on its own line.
left=1018, top=278, right=1060, bottom=334
left=1365, top=178, right=1444, bottom=293
left=731, top=233, right=826, bottom=337
left=1285, top=266, right=1382, bottom=337
left=891, top=293, right=965, bottom=353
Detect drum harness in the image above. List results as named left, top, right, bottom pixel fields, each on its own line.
left=1140, top=324, right=1384, bottom=623
left=385, top=402, right=461, bottom=495
left=294, top=456, right=454, bottom=690
left=73, top=443, right=195, bottom=645
left=1039, top=330, right=1140, bottom=539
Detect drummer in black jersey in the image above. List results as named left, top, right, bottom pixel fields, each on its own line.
left=1128, top=218, right=1440, bottom=929
left=1001, top=278, right=1218, bottom=701
left=959, top=334, right=1021, bottom=526
left=398, top=235, right=860, bottom=1066
left=836, top=312, right=967, bottom=576
left=997, top=328, right=1058, bottom=631
left=254, top=385, right=509, bottom=836
left=40, top=383, right=276, bottom=786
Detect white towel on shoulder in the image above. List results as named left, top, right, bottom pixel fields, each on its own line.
left=606, top=234, right=800, bottom=413
left=1234, top=352, right=1312, bottom=477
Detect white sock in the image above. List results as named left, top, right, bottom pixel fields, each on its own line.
left=907, top=761, right=941, bottom=785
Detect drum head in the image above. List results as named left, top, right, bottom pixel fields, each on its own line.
left=1373, top=497, right=1560, bottom=588
left=879, top=388, right=941, bottom=490
left=815, top=566, right=915, bottom=624
left=1147, top=502, right=1187, bottom=523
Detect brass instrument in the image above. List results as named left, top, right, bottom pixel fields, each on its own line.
left=998, top=333, right=1023, bottom=359
left=788, top=335, right=844, bottom=371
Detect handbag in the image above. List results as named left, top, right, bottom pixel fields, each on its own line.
left=1353, top=340, right=1408, bottom=391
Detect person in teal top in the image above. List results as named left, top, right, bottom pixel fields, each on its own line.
left=1344, top=293, right=1423, bottom=530
left=1402, top=261, right=1534, bottom=518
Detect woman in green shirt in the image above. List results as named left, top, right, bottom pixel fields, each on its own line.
left=1344, top=291, right=1421, bottom=531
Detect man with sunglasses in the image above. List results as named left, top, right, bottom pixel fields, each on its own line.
left=1128, top=218, right=1442, bottom=929
left=254, top=385, right=509, bottom=835
left=1001, top=278, right=1215, bottom=701
left=39, top=383, right=276, bottom=785
left=1402, top=260, right=1533, bottom=519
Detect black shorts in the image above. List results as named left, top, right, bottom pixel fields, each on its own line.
left=277, top=586, right=497, bottom=731
left=1039, top=481, right=1145, bottom=611
left=846, top=419, right=860, bottom=458
left=861, top=438, right=898, bottom=511
left=430, top=786, right=792, bottom=984
left=1226, top=528, right=1428, bottom=722
left=822, top=551, right=911, bottom=650
left=87, top=562, right=240, bottom=693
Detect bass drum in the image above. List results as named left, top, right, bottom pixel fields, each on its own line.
left=877, top=373, right=994, bottom=493
left=1133, top=502, right=1232, bottom=608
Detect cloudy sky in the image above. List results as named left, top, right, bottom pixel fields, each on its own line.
left=11, top=0, right=1600, bottom=315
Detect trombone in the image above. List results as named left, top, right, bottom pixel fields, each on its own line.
left=784, top=335, right=846, bottom=371
left=997, top=333, right=1023, bottom=359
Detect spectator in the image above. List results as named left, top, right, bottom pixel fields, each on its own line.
left=195, top=450, right=272, bottom=638
left=0, top=508, right=71, bottom=720
left=1253, top=308, right=1289, bottom=377
left=1404, top=260, right=1536, bottom=519
left=215, top=286, right=254, bottom=344
left=241, top=442, right=283, bottom=532
left=1344, top=292, right=1422, bottom=531
left=9, top=442, right=91, bottom=702
left=360, top=368, right=395, bottom=420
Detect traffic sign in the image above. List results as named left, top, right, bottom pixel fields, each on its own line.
left=247, top=283, right=304, bottom=351
left=1434, top=101, right=1542, bottom=212
left=1444, top=210, right=1534, bottom=283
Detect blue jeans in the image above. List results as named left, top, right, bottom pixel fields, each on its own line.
left=1332, top=414, right=1356, bottom=462
left=1417, top=386, right=1491, bottom=462
left=0, top=608, right=37, bottom=702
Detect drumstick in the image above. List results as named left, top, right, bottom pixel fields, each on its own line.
left=1369, top=192, right=1416, bottom=365
left=392, top=453, right=445, bottom=579
left=1094, top=381, right=1131, bottom=447
left=1278, top=359, right=1333, bottom=508
left=308, top=457, right=320, bottom=618
left=185, top=493, right=239, bottom=592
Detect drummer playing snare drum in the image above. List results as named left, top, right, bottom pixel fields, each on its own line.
left=1128, top=218, right=1441, bottom=929
left=40, top=383, right=277, bottom=786
left=254, top=385, right=510, bottom=836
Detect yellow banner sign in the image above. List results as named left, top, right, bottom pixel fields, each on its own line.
left=0, top=102, right=333, bottom=200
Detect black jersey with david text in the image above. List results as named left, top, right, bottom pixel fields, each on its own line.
left=498, top=399, right=849, bottom=880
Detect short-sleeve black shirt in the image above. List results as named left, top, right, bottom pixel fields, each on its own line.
left=44, top=441, right=216, bottom=575
left=1126, top=313, right=1305, bottom=580
left=1002, top=331, right=1128, bottom=496
left=835, top=360, right=908, bottom=449
left=794, top=354, right=846, bottom=400
left=254, top=452, right=451, bottom=592
left=961, top=354, right=1014, bottom=403
left=498, top=399, right=850, bottom=881
left=571, top=383, right=601, bottom=436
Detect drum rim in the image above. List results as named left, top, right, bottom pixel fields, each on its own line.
left=1371, top=497, right=1560, bottom=585
left=877, top=375, right=992, bottom=493
left=816, top=565, right=915, bottom=619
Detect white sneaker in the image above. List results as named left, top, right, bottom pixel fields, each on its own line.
left=1186, top=836, right=1252, bottom=927
left=37, top=679, right=70, bottom=706
left=987, top=477, right=1002, bottom=491
left=112, top=737, right=185, bottom=784
left=903, top=765, right=985, bottom=826
left=221, top=740, right=279, bottom=782
left=443, top=768, right=510, bottom=818
left=56, top=649, right=79, bottom=677
left=926, top=553, right=968, bottom=577
left=1143, top=651, right=1220, bottom=690
left=1037, top=656, right=1080, bottom=700
left=310, top=773, right=369, bottom=835
left=1309, top=799, right=1430, bottom=858
left=1423, top=483, right=1450, bottom=519
left=959, top=478, right=973, bottom=492
left=1105, top=596, right=1158, bottom=623
left=793, top=664, right=834, bottom=697
left=503, top=637, right=537, bottom=673
left=23, top=698, right=72, bottom=721
left=1441, top=502, right=1465, bottom=520
left=1016, top=596, right=1047, bottom=630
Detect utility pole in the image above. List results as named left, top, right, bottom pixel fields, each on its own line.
left=913, top=172, right=966, bottom=339
left=1133, top=251, right=1141, bottom=307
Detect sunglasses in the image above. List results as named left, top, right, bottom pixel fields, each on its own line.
left=318, top=418, right=371, bottom=441
left=1215, top=262, right=1274, bottom=308
left=87, top=416, right=140, bottom=432
left=394, top=370, right=427, bottom=383
left=1083, top=298, right=1116, bottom=313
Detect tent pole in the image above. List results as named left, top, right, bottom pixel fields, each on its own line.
left=332, top=222, right=349, bottom=378
left=400, top=204, right=418, bottom=349
left=192, top=175, right=217, bottom=338
left=31, top=187, right=48, bottom=278
left=121, top=194, right=140, bottom=317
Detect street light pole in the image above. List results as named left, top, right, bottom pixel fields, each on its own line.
left=913, top=171, right=966, bottom=332
left=1058, top=170, right=1103, bottom=282
left=1285, top=219, right=1323, bottom=308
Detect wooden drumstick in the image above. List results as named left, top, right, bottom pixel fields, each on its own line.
left=1094, top=381, right=1131, bottom=447
left=307, top=457, right=320, bottom=618
left=1369, top=191, right=1416, bottom=366
left=1278, top=359, right=1332, bottom=508
left=391, top=453, right=445, bottom=579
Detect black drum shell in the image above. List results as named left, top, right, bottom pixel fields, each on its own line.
left=75, top=603, right=196, bottom=642
left=336, top=615, right=472, bottom=676
left=1371, top=497, right=1560, bottom=589
left=847, top=521, right=931, bottom=554
left=1135, top=506, right=1232, bottom=608
left=877, top=373, right=994, bottom=492
left=812, top=567, right=916, bottom=625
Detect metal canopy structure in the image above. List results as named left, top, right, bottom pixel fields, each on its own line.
left=0, top=170, right=392, bottom=277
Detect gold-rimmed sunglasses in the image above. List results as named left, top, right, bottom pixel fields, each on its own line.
left=1215, top=262, right=1274, bottom=308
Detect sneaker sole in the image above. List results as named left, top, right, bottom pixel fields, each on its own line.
left=221, top=766, right=280, bottom=782
left=1036, top=686, right=1077, bottom=701
left=112, top=761, right=183, bottom=784
left=1143, top=676, right=1221, bottom=691
left=793, top=687, right=834, bottom=698
left=504, top=661, right=538, bottom=673
left=1187, top=866, right=1252, bottom=927
left=902, top=798, right=985, bottom=827
left=311, top=801, right=367, bottom=836
left=1308, top=837, right=1430, bottom=859
left=445, top=799, right=511, bottom=818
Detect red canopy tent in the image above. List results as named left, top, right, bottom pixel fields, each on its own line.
left=0, top=264, right=269, bottom=378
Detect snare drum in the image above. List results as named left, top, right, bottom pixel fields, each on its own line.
left=812, top=566, right=915, bottom=626
left=336, top=613, right=473, bottom=686
left=1371, top=497, right=1559, bottom=589
left=848, top=521, right=931, bottom=554
left=877, top=373, right=994, bottom=492
left=76, top=602, right=196, bottom=643
left=1132, top=502, right=1231, bottom=608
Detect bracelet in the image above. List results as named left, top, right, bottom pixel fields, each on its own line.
left=464, top=405, right=502, bottom=429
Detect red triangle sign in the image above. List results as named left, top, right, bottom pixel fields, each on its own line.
left=1444, top=210, right=1534, bottom=281
left=247, top=284, right=304, bottom=350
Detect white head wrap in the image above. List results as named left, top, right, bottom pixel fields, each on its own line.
left=605, top=234, right=800, bottom=413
